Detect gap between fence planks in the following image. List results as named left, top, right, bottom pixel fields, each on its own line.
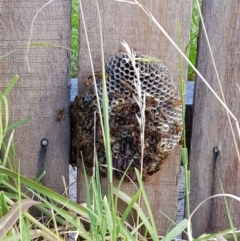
left=78, top=0, right=191, bottom=235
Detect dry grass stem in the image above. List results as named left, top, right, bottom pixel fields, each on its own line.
left=26, top=0, right=56, bottom=71
left=93, top=111, right=97, bottom=177
left=121, top=41, right=146, bottom=240
left=78, top=0, right=106, bottom=149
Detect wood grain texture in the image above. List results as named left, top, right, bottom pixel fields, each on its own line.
left=190, top=0, right=240, bottom=237
left=77, top=0, right=191, bottom=235
left=0, top=0, right=71, bottom=193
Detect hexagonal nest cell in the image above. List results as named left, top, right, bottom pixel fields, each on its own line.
left=71, top=52, right=182, bottom=181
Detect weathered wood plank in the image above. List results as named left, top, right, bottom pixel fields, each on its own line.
left=0, top=0, right=71, bottom=193
left=78, top=0, right=191, bottom=235
left=190, top=0, right=240, bottom=237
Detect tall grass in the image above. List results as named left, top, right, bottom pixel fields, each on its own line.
left=71, top=0, right=79, bottom=77
left=187, top=0, right=202, bottom=80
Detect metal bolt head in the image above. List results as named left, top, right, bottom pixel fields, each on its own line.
left=41, top=138, right=49, bottom=146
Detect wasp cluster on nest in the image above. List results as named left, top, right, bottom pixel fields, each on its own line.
left=71, top=52, right=182, bottom=181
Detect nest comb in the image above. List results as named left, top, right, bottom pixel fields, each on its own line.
left=70, top=52, right=182, bottom=181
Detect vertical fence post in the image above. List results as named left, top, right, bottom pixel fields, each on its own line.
left=0, top=1, right=71, bottom=193
left=190, top=0, right=240, bottom=237
left=77, top=0, right=191, bottom=235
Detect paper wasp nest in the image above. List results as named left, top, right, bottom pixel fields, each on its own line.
left=71, top=52, right=182, bottom=181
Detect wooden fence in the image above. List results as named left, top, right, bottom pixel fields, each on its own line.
left=0, top=0, right=70, bottom=194
left=1, top=0, right=240, bottom=237
left=189, top=0, right=240, bottom=237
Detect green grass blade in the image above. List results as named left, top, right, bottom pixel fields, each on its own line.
left=0, top=192, right=9, bottom=216
left=10, top=228, right=19, bottom=241
left=2, top=98, right=9, bottom=138
left=0, top=50, right=17, bottom=60
left=50, top=209, right=60, bottom=241
left=120, top=189, right=141, bottom=223
left=0, top=102, right=3, bottom=150
left=113, top=188, right=138, bottom=210
left=35, top=170, right=46, bottom=182
left=103, top=196, right=113, bottom=238
left=82, top=162, right=100, bottom=239
left=220, top=180, right=237, bottom=241
left=95, top=0, right=112, bottom=184
left=135, top=169, right=159, bottom=240
left=182, top=147, right=190, bottom=219
left=117, top=220, right=136, bottom=240
left=6, top=118, right=31, bottom=131
left=130, top=220, right=146, bottom=238
left=181, top=147, right=188, bottom=166
left=5, top=142, right=17, bottom=174
left=113, top=161, right=136, bottom=237
left=19, top=216, right=30, bottom=241
left=113, top=187, right=156, bottom=240
left=163, top=219, right=188, bottom=241
left=91, top=178, right=103, bottom=237
left=221, top=231, right=240, bottom=240
left=0, top=95, right=9, bottom=144
left=163, top=211, right=177, bottom=239
left=2, top=130, right=15, bottom=167
left=3, top=75, right=19, bottom=96
left=194, top=229, right=233, bottom=241
left=29, top=42, right=73, bottom=52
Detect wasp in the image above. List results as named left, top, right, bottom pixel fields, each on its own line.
left=119, top=77, right=135, bottom=94
left=55, top=108, right=66, bottom=122
left=173, top=121, right=182, bottom=135
left=85, top=70, right=108, bottom=83
left=114, top=99, right=139, bottom=119
left=172, top=99, right=182, bottom=107
left=122, top=157, right=130, bottom=170
left=146, top=96, right=158, bottom=108
left=124, top=138, right=132, bottom=157
left=128, top=170, right=137, bottom=182
left=83, top=71, right=109, bottom=95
